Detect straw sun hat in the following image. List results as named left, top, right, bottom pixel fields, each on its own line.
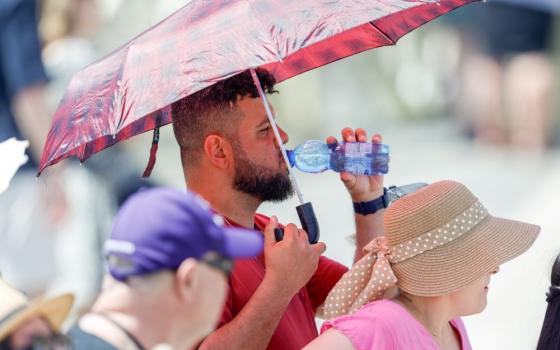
left=323, top=180, right=540, bottom=319
left=0, top=279, right=74, bottom=342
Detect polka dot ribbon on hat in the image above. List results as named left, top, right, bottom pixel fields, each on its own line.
left=322, top=236, right=397, bottom=320
left=322, top=200, right=488, bottom=320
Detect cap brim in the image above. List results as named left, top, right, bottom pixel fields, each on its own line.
left=0, top=293, right=74, bottom=342
left=221, top=228, right=264, bottom=258
left=393, top=215, right=540, bottom=296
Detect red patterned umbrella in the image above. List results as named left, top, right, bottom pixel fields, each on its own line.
left=38, top=0, right=478, bottom=175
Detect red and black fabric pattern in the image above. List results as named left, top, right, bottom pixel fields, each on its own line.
left=39, top=0, right=478, bottom=174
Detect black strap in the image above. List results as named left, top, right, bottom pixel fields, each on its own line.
left=353, top=188, right=389, bottom=215
left=95, top=312, right=146, bottom=350
left=547, top=285, right=560, bottom=303
left=142, top=113, right=162, bottom=178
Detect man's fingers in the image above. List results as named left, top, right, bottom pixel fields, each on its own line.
left=355, top=128, right=367, bottom=142
left=338, top=128, right=382, bottom=144
left=282, top=223, right=299, bottom=241
left=341, top=127, right=355, bottom=142
left=326, top=135, right=338, bottom=145
left=312, top=242, right=327, bottom=257
left=264, top=216, right=279, bottom=247
left=326, top=136, right=338, bottom=151
left=297, top=229, right=310, bottom=245
left=340, top=171, right=357, bottom=189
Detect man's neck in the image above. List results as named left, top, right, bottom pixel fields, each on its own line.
left=91, top=289, right=153, bottom=349
left=93, top=292, right=202, bottom=350
left=187, top=174, right=261, bottom=228
left=210, top=192, right=261, bottom=228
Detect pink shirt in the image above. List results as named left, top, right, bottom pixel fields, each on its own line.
left=321, top=299, right=472, bottom=350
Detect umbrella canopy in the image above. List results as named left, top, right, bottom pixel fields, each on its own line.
left=39, top=0, right=478, bottom=174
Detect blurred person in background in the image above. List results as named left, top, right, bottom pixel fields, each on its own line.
left=0, top=0, right=50, bottom=160
left=453, top=1, right=557, bottom=150
left=68, top=188, right=264, bottom=350
left=0, top=138, right=29, bottom=195
left=536, top=253, right=560, bottom=350
left=172, top=69, right=386, bottom=350
left=0, top=278, right=73, bottom=350
left=304, top=180, right=540, bottom=350
left=40, top=0, right=155, bottom=206
left=0, top=0, right=113, bottom=318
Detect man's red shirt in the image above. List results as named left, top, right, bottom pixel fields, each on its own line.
left=218, top=213, right=348, bottom=350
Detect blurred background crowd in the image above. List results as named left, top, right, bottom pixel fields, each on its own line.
left=0, top=0, right=559, bottom=349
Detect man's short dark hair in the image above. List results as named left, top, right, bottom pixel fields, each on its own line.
left=171, top=69, right=277, bottom=165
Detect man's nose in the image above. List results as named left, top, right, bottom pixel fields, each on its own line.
left=277, top=125, right=289, bottom=145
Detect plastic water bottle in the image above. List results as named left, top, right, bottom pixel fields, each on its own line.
left=286, top=140, right=389, bottom=176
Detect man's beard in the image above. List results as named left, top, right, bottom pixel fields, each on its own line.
left=232, top=143, right=294, bottom=202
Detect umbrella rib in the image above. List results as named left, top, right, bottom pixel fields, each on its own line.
left=244, top=0, right=283, bottom=62
left=367, top=21, right=396, bottom=45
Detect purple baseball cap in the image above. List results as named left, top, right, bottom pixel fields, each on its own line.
left=105, top=187, right=263, bottom=281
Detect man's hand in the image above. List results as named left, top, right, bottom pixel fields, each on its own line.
left=326, top=127, right=384, bottom=202
left=263, top=216, right=326, bottom=297
left=199, top=216, right=327, bottom=350
left=326, top=128, right=386, bottom=262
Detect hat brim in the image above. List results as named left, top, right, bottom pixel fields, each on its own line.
left=221, top=227, right=264, bottom=258
left=0, top=293, right=74, bottom=342
left=393, top=216, right=540, bottom=296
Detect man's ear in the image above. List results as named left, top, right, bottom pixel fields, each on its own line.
left=203, top=135, right=233, bottom=169
left=175, top=258, right=198, bottom=303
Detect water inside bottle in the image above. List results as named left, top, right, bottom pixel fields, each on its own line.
left=289, top=141, right=331, bottom=173
left=336, top=143, right=389, bottom=175
left=289, top=141, right=389, bottom=175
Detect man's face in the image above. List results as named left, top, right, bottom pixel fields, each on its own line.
left=230, top=97, right=293, bottom=202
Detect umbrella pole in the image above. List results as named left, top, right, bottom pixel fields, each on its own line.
left=250, top=69, right=320, bottom=244
left=249, top=69, right=305, bottom=205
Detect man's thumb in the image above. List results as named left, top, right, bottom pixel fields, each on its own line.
left=340, top=172, right=356, bottom=186
left=312, top=242, right=327, bottom=257
left=264, top=216, right=279, bottom=247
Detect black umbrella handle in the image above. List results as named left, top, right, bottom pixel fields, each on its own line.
left=273, top=202, right=320, bottom=244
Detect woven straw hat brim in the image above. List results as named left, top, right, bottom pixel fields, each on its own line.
left=393, top=215, right=540, bottom=296
left=0, top=293, right=74, bottom=342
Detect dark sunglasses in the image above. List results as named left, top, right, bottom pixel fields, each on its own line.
left=200, top=252, right=234, bottom=277
left=31, top=332, right=73, bottom=350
